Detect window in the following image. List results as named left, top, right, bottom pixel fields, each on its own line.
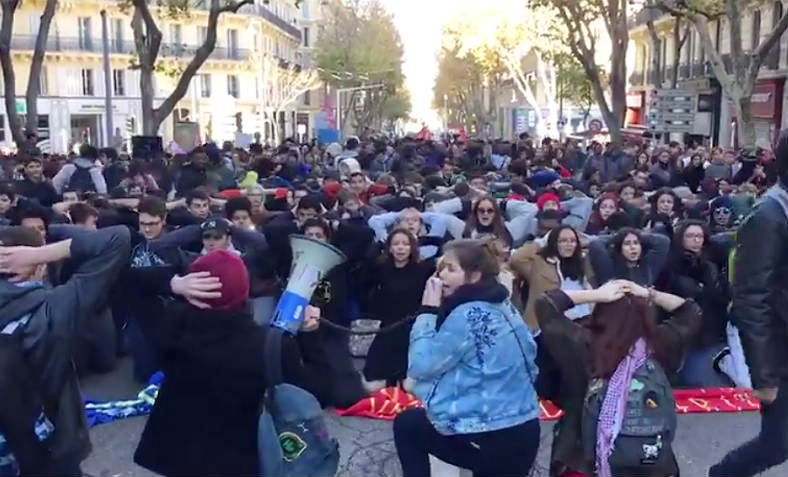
left=255, top=77, right=259, bottom=99
left=170, top=24, right=182, bottom=45
left=111, top=18, right=124, bottom=52
left=303, top=27, right=310, bottom=47
left=29, top=14, right=40, bottom=35
left=39, top=66, right=48, bottom=95
left=198, top=26, right=208, bottom=44
left=0, top=115, right=5, bottom=142
left=303, top=89, right=311, bottom=106
left=253, top=33, right=259, bottom=51
left=81, top=69, right=94, bottom=96
left=752, top=10, right=761, bottom=49
left=660, top=37, right=668, bottom=82
left=227, top=75, right=239, bottom=98
left=113, top=69, right=125, bottom=96
left=227, top=29, right=238, bottom=58
left=200, top=74, right=211, bottom=97
left=78, top=17, right=92, bottom=50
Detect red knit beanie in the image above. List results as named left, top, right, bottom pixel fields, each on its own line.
left=188, top=250, right=250, bottom=310
left=537, top=192, right=562, bottom=211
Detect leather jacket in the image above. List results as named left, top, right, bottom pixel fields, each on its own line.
left=730, top=183, right=788, bottom=389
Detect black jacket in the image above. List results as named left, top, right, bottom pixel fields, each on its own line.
left=0, top=226, right=130, bottom=464
left=126, top=268, right=331, bottom=477
left=730, top=183, right=788, bottom=389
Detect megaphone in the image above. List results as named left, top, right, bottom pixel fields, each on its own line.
left=270, top=235, right=347, bottom=334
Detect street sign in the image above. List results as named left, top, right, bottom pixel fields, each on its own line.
left=650, top=89, right=696, bottom=133
left=15, top=99, right=26, bottom=115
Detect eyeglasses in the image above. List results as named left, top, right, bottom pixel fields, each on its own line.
left=478, top=208, right=496, bottom=215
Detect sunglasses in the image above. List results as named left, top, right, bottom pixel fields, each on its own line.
left=478, top=208, right=496, bottom=215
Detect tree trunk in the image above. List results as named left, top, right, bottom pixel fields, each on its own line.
left=646, top=20, right=662, bottom=86
left=140, top=65, right=157, bottom=135
left=735, top=94, right=757, bottom=151
left=25, top=0, right=57, bottom=141
left=0, top=0, right=25, bottom=147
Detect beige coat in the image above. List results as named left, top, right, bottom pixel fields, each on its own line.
left=509, top=242, right=594, bottom=331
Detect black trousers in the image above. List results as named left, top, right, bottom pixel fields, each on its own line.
left=709, top=378, right=788, bottom=477
left=393, top=408, right=540, bottom=477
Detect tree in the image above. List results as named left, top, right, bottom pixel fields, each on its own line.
left=314, top=0, right=406, bottom=136
left=432, top=45, right=490, bottom=133
left=258, top=55, right=319, bottom=144
left=125, top=0, right=254, bottom=136
left=653, top=0, right=788, bottom=152
left=445, top=2, right=563, bottom=139
left=532, top=0, right=629, bottom=144
left=555, top=52, right=596, bottom=127
left=0, top=0, right=57, bottom=150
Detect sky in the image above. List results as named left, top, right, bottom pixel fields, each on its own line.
left=378, top=0, right=479, bottom=128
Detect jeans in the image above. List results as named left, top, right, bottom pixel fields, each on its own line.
left=709, top=378, right=788, bottom=477
left=677, top=344, right=731, bottom=388
left=393, top=408, right=540, bottom=477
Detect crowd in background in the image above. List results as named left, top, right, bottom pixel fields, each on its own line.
left=0, top=127, right=785, bottom=477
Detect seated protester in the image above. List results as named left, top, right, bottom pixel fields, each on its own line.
left=167, top=187, right=212, bottom=228
left=67, top=203, right=99, bottom=230
left=655, top=220, right=731, bottom=387
left=0, top=225, right=130, bottom=476
left=618, top=182, right=647, bottom=225
left=707, top=195, right=735, bottom=234
left=586, top=192, right=623, bottom=235
left=300, top=219, right=368, bottom=407
left=348, top=171, right=372, bottom=204
left=0, top=182, right=16, bottom=225
left=116, top=160, right=161, bottom=198
left=394, top=238, right=540, bottom=477
left=325, top=190, right=380, bottom=222
left=643, top=187, right=684, bottom=235
left=14, top=156, right=59, bottom=207
left=124, top=252, right=332, bottom=477
left=225, top=196, right=256, bottom=231
left=511, top=225, right=595, bottom=333
left=264, top=193, right=324, bottom=279
left=362, top=228, right=435, bottom=392
left=173, top=147, right=209, bottom=196
left=588, top=227, right=670, bottom=286
left=368, top=204, right=448, bottom=260
left=51, top=144, right=108, bottom=195
left=243, top=183, right=269, bottom=225
left=535, top=281, right=701, bottom=477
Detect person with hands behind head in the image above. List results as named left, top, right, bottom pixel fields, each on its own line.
left=535, top=280, right=700, bottom=477
left=123, top=251, right=332, bottom=477
left=393, top=238, right=541, bottom=477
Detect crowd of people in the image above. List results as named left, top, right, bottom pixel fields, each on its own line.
left=0, top=128, right=785, bottom=477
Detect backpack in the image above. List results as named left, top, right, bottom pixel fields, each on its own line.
left=66, top=163, right=97, bottom=193
left=0, top=292, right=56, bottom=476
left=257, top=328, right=339, bottom=477
left=582, top=357, right=676, bottom=473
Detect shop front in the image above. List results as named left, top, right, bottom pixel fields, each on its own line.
left=730, top=78, right=784, bottom=149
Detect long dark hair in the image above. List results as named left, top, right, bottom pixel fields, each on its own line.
left=610, top=227, right=643, bottom=263
left=649, top=187, right=683, bottom=218
left=540, top=225, right=585, bottom=281
left=588, top=296, right=668, bottom=378
left=463, top=196, right=513, bottom=247
left=379, top=228, right=420, bottom=265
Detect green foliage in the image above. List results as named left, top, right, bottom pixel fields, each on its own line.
left=555, top=52, right=595, bottom=113
left=314, top=0, right=404, bottom=90
left=381, top=88, right=411, bottom=121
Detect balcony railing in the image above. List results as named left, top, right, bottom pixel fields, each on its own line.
left=240, top=4, right=301, bottom=41
left=11, top=35, right=250, bottom=61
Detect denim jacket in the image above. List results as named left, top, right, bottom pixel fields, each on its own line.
left=408, top=281, right=540, bottom=435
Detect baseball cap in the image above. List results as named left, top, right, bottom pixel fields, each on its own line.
left=200, top=218, right=231, bottom=238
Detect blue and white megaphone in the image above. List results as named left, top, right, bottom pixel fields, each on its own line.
left=270, top=235, right=347, bottom=334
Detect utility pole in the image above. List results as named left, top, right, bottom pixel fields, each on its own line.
left=101, top=10, right=114, bottom=148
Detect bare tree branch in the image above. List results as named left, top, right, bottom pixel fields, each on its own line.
left=25, top=0, right=58, bottom=139
left=0, top=0, right=25, bottom=146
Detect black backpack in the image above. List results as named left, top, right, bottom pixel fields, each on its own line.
left=66, top=163, right=97, bottom=193
left=582, top=357, right=676, bottom=473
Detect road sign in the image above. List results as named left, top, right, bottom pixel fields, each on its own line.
left=15, top=99, right=26, bottom=115
left=588, top=118, right=603, bottom=133
left=650, top=89, right=696, bottom=133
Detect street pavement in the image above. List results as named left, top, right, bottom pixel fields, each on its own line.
left=79, top=358, right=788, bottom=477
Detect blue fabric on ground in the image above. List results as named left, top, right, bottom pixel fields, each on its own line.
left=83, top=372, right=164, bottom=428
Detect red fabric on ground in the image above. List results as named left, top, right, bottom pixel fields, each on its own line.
left=335, top=387, right=761, bottom=422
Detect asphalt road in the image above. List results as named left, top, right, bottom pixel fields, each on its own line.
left=79, top=358, right=788, bottom=477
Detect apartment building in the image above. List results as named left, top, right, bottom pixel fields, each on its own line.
left=0, top=0, right=306, bottom=153
left=627, top=1, right=788, bottom=148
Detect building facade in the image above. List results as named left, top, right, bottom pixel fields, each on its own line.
left=627, top=1, right=788, bottom=148
left=0, top=0, right=308, bottom=153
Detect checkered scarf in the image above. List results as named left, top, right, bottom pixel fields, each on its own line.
left=595, top=338, right=648, bottom=477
